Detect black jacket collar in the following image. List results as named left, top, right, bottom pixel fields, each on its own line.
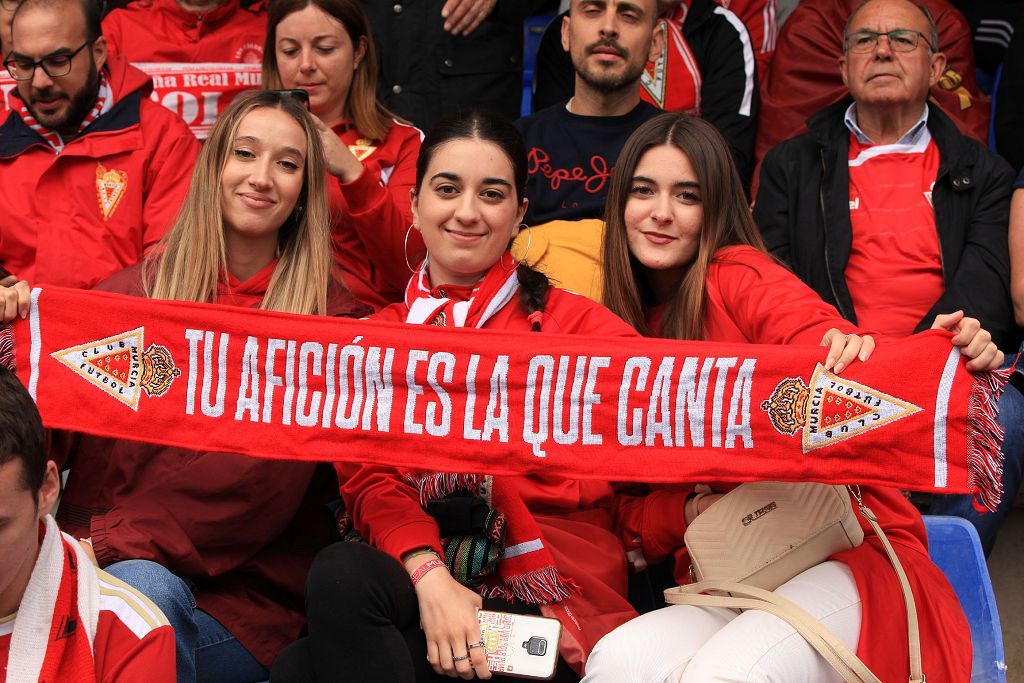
left=0, top=90, right=142, bottom=159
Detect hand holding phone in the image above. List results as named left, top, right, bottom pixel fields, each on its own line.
left=477, top=610, right=562, bottom=680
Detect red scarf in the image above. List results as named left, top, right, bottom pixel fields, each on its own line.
left=641, top=6, right=701, bottom=113
left=6, top=516, right=98, bottom=683
left=0, top=285, right=1008, bottom=512
left=15, top=72, right=110, bottom=153
left=402, top=260, right=578, bottom=602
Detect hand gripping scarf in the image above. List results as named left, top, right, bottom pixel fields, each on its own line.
left=402, top=259, right=578, bottom=602
left=0, top=283, right=1009, bottom=513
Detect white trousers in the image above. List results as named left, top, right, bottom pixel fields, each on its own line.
left=582, top=561, right=862, bottom=683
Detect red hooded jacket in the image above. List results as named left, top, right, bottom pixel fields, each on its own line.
left=616, top=246, right=972, bottom=682
left=103, top=0, right=267, bottom=64
left=0, top=56, right=199, bottom=289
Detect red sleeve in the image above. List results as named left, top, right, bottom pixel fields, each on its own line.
left=95, top=617, right=175, bottom=683
left=708, top=246, right=863, bottom=344
left=140, top=105, right=201, bottom=253
left=610, top=485, right=694, bottom=568
left=88, top=444, right=317, bottom=579
left=337, top=463, right=443, bottom=561
left=332, top=124, right=424, bottom=307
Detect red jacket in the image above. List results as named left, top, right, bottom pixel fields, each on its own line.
left=103, top=0, right=267, bottom=64
left=619, top=246, right=972, bottom=681
left=328, top=119, right=424, bottom=310
left=753, top=0, right=988, bottom=195
left=0, top=566, right=176, bottom=683
left=0, top=57, right=199, bottom=289
left=51, top=262, right=369, bottom=669
left=338, top=286, right=642, bottom=672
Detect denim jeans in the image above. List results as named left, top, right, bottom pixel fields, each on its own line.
left=105, top=559, right=269, bottom=683
left=929, top=382, right=1024, bottom=556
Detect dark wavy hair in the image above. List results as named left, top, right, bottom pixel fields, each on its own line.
left=0, top=365, right=45, bottom=500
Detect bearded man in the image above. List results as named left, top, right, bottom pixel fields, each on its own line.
left=0, top=0, right=199, bottom=290
left=514, top=0, right=664, bottom=225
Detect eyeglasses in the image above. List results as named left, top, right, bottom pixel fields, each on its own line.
left=4, top=40, right=94, bottom=81
left=845, top=29, right=935, bottom=54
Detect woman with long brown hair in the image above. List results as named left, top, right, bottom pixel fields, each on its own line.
left=263, top=0, right=424, bottom=310
left=586, top=112, right=998, bottom=682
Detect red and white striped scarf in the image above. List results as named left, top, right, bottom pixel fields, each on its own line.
left=402, top=260, right=580, bottom=603
left=14, top=72, right=111, bottom=153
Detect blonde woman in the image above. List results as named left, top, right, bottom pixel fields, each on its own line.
left=0, top=90, right=369, bottom=682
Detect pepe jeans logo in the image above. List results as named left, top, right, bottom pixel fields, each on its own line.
left=741, top=500, right=777, bottom=526
left=96, top=164, right=128, bottom=220
left=51, top=328, right=180, bottom=411
left=761, top=364, right=921, bottom=452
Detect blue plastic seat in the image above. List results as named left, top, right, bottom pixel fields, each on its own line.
left=923, top=515, right=1007, bottom=682
left=521, top=14, right=556, bottom=116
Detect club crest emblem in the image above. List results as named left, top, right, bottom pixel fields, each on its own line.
left=51, top=328, right=181, bottom=411
left=348, top=138, right=378, bottom=161
left=761, top=364, right=921, bottom=452
left=96, top=164, right=128, bottom=220
left=640, top=21, right=668, bottom=109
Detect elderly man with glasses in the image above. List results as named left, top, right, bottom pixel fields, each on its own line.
left=753, top=0, right=1022, bottom=556
left=0, top=0, right=199, bottom=291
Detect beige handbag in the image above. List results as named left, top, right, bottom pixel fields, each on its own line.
left=682, top=482, right=864, bottom=592
left=666, top=483, right=923, bottom=683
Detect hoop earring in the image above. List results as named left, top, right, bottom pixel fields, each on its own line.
left=501, top=225, right=532, bottom=272
left=404, top=224, right=418, bottom=273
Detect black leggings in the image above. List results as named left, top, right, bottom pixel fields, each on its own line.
left=271, top=542, right=580, bottom=682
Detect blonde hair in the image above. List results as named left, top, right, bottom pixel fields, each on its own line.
left=145, top=90, right=331, bottom=315
left=602, top=113, right=768, bottom=340
left=262, top=0, right=400, bottom=141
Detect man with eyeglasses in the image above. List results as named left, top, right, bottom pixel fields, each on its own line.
left=754, top=0, right=1021, bottom=556
left=0, top=0, right=199, bottom=291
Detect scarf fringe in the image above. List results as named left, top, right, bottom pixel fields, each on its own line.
left=0, top=325, right=14, bottom=370
left=967, top=366, right=1012, bottom=512
left=480, top=567, right=581, bottom=605
left=407, top=472, right=481, bottom=506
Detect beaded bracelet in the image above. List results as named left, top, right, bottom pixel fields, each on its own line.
left=411, top=558, right=446, bottom=586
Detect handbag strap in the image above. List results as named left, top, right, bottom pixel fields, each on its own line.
left=665, top=581, right=881, bottom=683
left=849, top=487, right=924, bottom=683
left=665, top=487, right=924, bottom=683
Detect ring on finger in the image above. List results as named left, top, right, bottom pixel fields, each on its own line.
left=452, top=654, right=470, bottom=662
left=468, top=640, right=486, bottom=649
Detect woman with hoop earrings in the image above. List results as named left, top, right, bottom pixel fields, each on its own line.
left=271, top=109, right=643, bottom=682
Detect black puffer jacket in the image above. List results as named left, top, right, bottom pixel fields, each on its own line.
left=754, top=97, right=1017, bottom=349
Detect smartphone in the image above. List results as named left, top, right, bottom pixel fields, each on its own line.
left=271, top=88, right=310, bottom=110
left=477, top=610, right=562, bottom=680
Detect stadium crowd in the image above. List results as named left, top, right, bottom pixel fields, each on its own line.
left=0, top=0, right=1022, bottom=680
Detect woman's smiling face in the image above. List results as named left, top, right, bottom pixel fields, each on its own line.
left=412, top=137, right=527, bottom=288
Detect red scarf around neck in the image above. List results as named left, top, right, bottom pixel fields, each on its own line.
left=0, top=284, right=1008, bottom=512
left=402, top=259, right=577, bottom=603
left=6, top=516, right=98, bottom=683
